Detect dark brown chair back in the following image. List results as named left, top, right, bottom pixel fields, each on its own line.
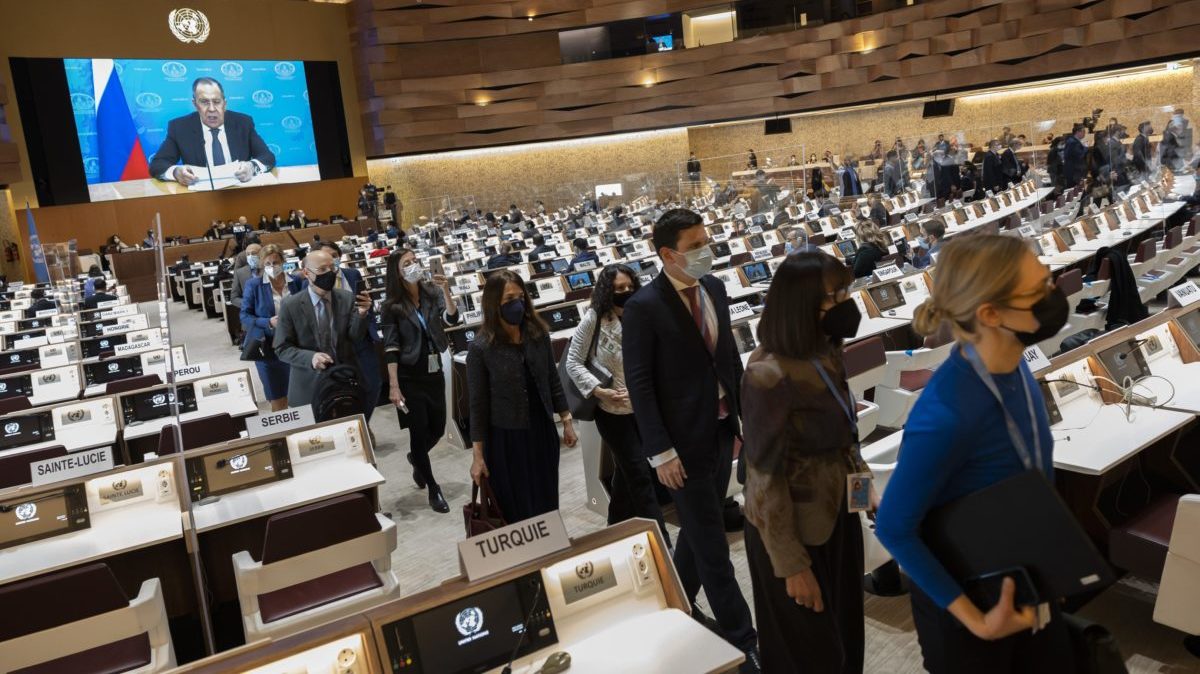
left=262, top=493, right=381, bottom=564
left=843, top=336, right=885, bottom=379
left=1056, top=268, right=1083, bottom=296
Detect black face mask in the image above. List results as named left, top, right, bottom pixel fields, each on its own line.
left=821, top=299, right=862, bottom=340
left=1000, top=286, right=1069, bottom=346
left=312, top=269, right=337, bottom=292
left=612, top=291, right=633, bottom=308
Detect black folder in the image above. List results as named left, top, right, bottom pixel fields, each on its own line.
left=922, top=470, right=1114, bottom=604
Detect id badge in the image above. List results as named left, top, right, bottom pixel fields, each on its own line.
left=847, top=473, right=872, bottom=513
left=428, top=353, right=440, bottom=373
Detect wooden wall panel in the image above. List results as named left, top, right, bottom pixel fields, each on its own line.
left=352, top=0, right=1200, bottom=156
left=0, top=73, right=22, bottom=187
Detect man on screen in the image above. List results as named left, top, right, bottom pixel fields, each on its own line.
left=149, top=77, right=276, bottom=186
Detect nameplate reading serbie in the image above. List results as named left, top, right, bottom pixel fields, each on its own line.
left=1168, top=280, right=1200, bottom=308
left=459, top=510, right=570, bottom=581
left=31, top=447, right=115, bottom=486
left=247, top=406, right=316, bottom=439
left=1022, top=345, right=1051, bottom=372
left=873, top=265, right=903, bottom=282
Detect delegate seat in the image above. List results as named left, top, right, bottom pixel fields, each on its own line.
left=1153, top=495, right=1200, bottom=645
left=1109, top=493, right=1181, bottom=582
left=0, top=563, right=175, bottom=674
left=874, top=326, right=955, bottom=429
left=1056, top=269, right=1106, bottom=337
left=844, top=336, right=886, bottom=440
left=231, top=492, right=400, bottom=641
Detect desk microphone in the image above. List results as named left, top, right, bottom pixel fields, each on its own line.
left=1113, top=338, right=1150, bottom=363
left=203, top=151, right=216, bottom=192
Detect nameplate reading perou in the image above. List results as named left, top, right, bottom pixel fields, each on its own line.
left=458, top=510, right=570, bottom=581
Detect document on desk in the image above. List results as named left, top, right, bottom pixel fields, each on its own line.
left=186, top=164, right=278, bottom=191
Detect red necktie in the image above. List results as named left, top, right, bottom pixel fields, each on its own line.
left=683, top=285, right=728, bottom=418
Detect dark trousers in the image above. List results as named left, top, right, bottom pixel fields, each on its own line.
left=746, top=510, right=864, bottom=674
left=356, top=342, right=382, bottom=423
left=670, top=419, right=756, bottom=651
left=396, top=372, right=446, bottom=488
left=911, top=584, right=1075, bottom=674
left=593, top=409, right=671, bottom=547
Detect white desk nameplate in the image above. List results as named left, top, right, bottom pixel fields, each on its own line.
left=172, top=362, right=211, bottom=382
left=247, top=406, right=316, bottom=439
left=729, top=302, right=754, bottom=322
left=30, top=447, right=115, bottom=486
left=1022, top=345, right=1052, bottom=372
left=1168, top=281, right=1200, bottom=308
left=459, top=510, right=570, bottom=582
left=873, top=265, right=903, bottom=282
left=750, top=247, right=773, bottom=262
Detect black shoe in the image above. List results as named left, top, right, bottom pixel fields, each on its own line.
left=407, top=452, right=426, bottom=489
left=862, top=560, right=909, bottom=597
left=428, top=486, right=449, bottom=513
left=739, top=648, right=761, bottom=673
left=691, top=607, right=722, bottom=636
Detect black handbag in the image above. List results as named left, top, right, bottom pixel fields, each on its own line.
left=557, top=316, right=611, bottom=422
left=1062, top=613, right=1128, bottom=674
left=240, top=335, right=274, bottom=361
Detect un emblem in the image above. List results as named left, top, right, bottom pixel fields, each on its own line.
left=161, top=61, right=188, bottom=80
left=455, top=607, right=484, bottom=637
left=14, top=503, right=36, bottom=522
left=229, top=454, right=249, bottom=471
left=135, top=92, right=163, bottom=110
left=168, top=8, right=210, bottom=44
left=0, top=383, right=7, bottom=392
left=3, top=422, right=19, bottom=435
left=107, top=362, right=120, bottom=373
left=220, top=62, right=244, bottom=79
left=280, top=115, right=302, bottom=131
left=67, top=409, right=86, bottom=422
left=274, top=62, right=296, bottom=79
left=152, top=393, right=166, bottom=405
left=70, top=92, right=95, bottom=114
left=112, top=479, right=128, bottom=491
left=251, top=90, right=274, bottom=107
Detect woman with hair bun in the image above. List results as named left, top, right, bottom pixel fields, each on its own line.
left=874, top=234, right=1072, bottom=672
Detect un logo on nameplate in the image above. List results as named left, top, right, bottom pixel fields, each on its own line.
left=168, top=8, right=210, bottom=44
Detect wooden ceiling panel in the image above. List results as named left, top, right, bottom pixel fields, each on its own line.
left=352, top=0, right=1200, bottom=155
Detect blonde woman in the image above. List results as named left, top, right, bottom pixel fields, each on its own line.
left=874, top=235, right=1071, bottom=672
left=850, top=219, right=890, bottom=278
left=240, top=244, right=292, bottom=411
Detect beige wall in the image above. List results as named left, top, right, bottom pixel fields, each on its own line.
left=368, top=129, right=689, bottom=225
left=687, top=66, right=1196, bottom=176
left=0, top=0, right=368, bottom=209
left=0, top=190, right=21, bottom=282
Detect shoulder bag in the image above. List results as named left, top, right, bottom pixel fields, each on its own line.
left=557, top=316, right=610, bottom=422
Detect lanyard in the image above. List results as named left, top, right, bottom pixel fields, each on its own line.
left=962, top=343, right=1043, bottom=472
left=811, top=359, right=859, bottom=448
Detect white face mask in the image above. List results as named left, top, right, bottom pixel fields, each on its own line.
left=402, top=263, right=423, bottom=283
left=672, top=246, right=713, bottom=280
left=264, top=265, right=281, bottom=280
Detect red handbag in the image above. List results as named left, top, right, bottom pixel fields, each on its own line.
left=463, top=477, right=507, bottom=537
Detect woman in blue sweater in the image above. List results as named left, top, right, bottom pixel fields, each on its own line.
left=874, top=234, right=1074, bottom=673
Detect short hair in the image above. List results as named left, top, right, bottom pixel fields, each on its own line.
left=756, top=251, right=852, bottom=358
left=192, top=77, right=225, bottom=97
left=531, top=234, right=545, bottom=246
left=923, top=218, right=947, bottom=240
left=315, top=240, right=342, bottom=257
left=886, top=150, right=898, bottom=160
left=572, top=237, right=588, bottom=251
left=31, top=288, right=45, bottom=300
left=93, top=278, right=107, bottom=292
left=652, top=208, right=703, bottom=252
left=259, top=244, right=285, bottom=265
left=498, top=241, right=512, bottom=255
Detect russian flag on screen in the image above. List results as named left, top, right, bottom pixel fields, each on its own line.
left=92, top=59, right=150, bottom=182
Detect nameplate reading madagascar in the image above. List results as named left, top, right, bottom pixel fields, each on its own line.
left=114, top=339, right=154, bottom=356
left=459, top=511, right=570, bottom=581
left=247, top=406, right=316, bottom=438
left=31, top=447, right=115, bottom=486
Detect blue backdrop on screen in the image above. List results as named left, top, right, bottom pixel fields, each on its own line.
left=64, top=58, right=318, bottom=185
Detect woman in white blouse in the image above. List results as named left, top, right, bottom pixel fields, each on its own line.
left=565, top=264, right=669, bottom=543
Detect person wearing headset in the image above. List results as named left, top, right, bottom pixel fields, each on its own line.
left=874, top=234, right=1073, bottom=672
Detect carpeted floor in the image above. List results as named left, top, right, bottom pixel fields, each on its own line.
left=164, top=300, right=1197, bottom=673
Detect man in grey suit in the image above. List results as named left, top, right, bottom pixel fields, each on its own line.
left=229, top=243, right=260, bottom=309
left=881, top=150, right=904, bottom=197
left=273, top=250, right=371, bottom=406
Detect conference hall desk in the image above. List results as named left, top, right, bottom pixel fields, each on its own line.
left=112, top=239, right=230, bottom=303
left=175, top=519, right=744, bottom=674
left=87, top=166, right=319, bottom=201
left=1035, top=303, right=1200, bottom=544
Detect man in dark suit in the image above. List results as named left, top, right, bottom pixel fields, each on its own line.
left=981, top=139, right=1006, bottom=193
left=567, top=238, right=600, bottom=271
left=230, top=243, right=260, bottom=309
left=880, top=150, right=903, bottom=196
left=273, top=249, right=370, bottom=408
left=623, top=209, right=759, bottom=672
left=1000, top=138, right=1026, bottom=185
left=525, top=234, right=557, bottom=262
left=928, top=148, right=960, bottom=201
left=1063, top=124, right=1089, bottom=187
left=486, top=241, right=522, bottom=269
left=83, top=278, right=118, bottom=310
left=836, top=154, right=863, bottom=196
left=1132, top=121, right=1153, bottom=176
left=148, top=77, right=276, bottom=186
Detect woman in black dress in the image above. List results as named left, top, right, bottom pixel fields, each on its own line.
left=381, top=248, right=459, bottom=513
left=467, top=270, right=578, bottom=522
